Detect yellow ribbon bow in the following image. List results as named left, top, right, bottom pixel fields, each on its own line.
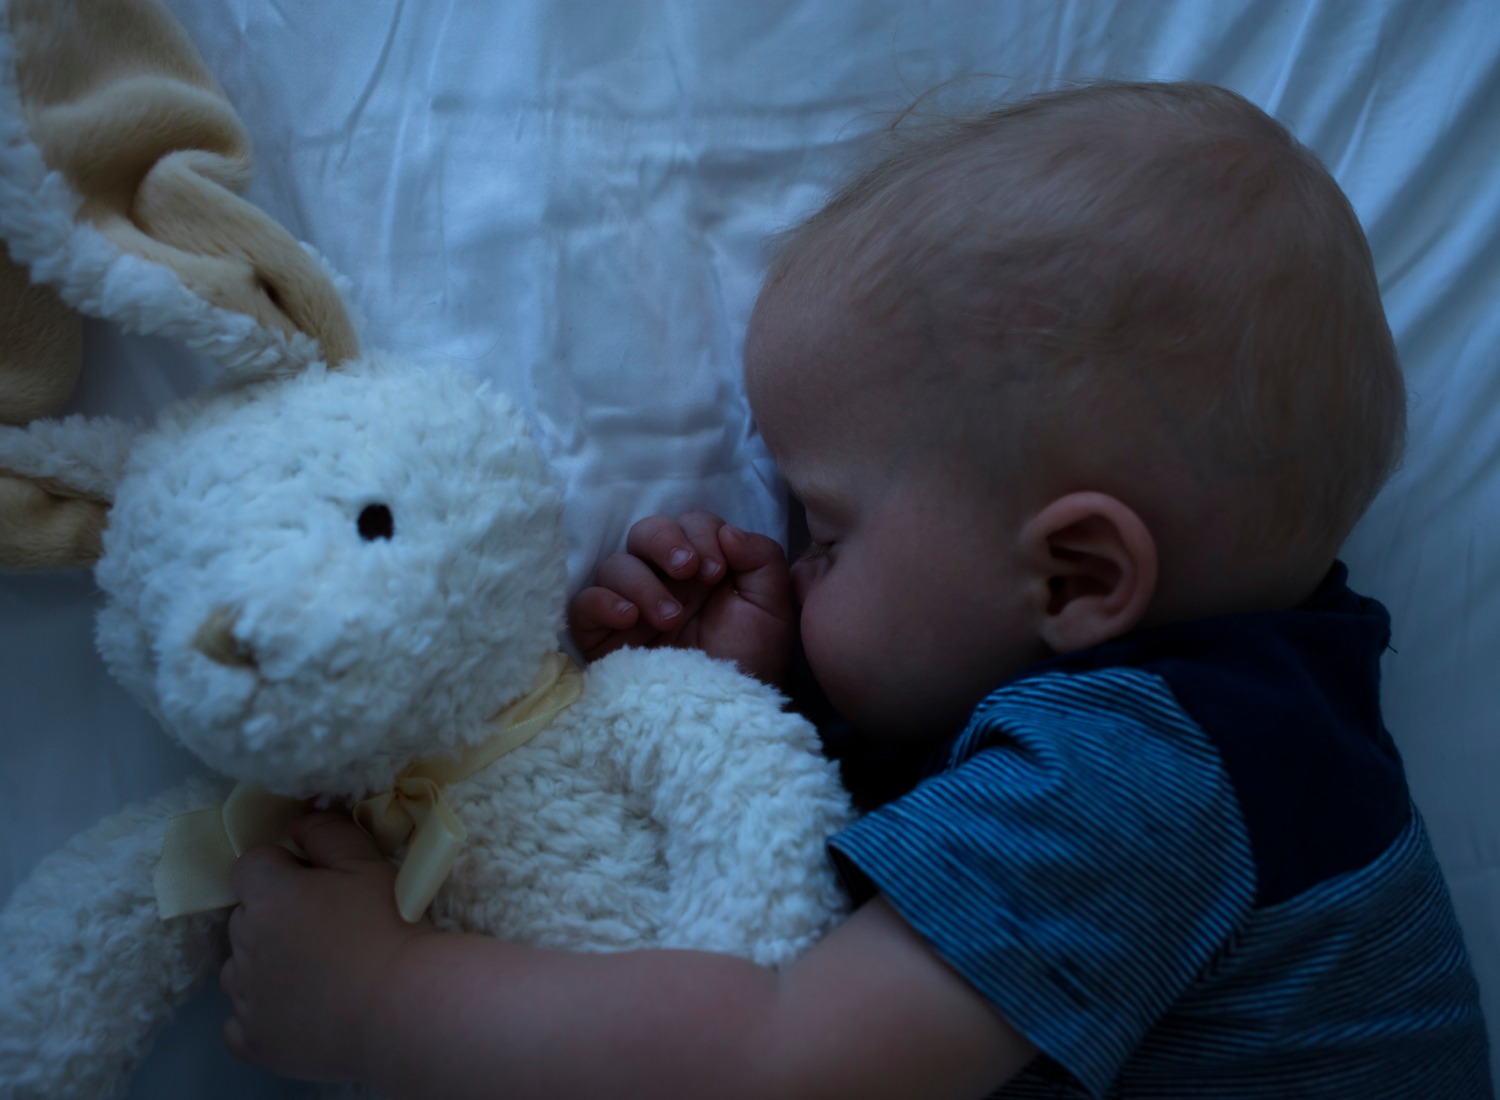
left=154, top=651, right=582, bottom=922
left=153, top=784, right=309, bottom=919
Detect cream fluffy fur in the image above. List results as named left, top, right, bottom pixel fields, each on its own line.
left=0, top=354, right=853, bottom=1100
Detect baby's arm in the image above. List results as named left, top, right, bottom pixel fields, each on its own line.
left=568, top=511, right=797, bottom=689
left=224, top=813, right=1035, bottom=1098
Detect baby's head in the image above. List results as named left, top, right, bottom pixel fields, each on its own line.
left=745, top=81, right=1405, bottom=738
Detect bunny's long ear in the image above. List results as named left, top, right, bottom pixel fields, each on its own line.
left=0, top=0, right=359, bottom=393
left=0, top=415, right=135, bottom=569
left=0, top=242, right=79, bottom=424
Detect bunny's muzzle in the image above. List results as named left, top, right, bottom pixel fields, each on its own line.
left=191, top=606, right=258, bottom=671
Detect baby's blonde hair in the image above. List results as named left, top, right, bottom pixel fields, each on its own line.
left=770, top=81, right=1405, bottom=580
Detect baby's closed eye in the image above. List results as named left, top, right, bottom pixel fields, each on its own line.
left=797, top=541, right=831, bottom=564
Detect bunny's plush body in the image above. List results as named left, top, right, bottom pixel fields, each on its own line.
left=0, top=2, right=853, bottom=1097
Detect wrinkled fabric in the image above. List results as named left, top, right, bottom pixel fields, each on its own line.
left=2, top=2, right=1497, bottom=1095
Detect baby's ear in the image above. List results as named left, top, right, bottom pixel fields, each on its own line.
left=0, top=417, right=136, bottom=570
left=1022, top=492, right=1158, bottom=654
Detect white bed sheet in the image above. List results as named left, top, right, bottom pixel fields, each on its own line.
left=2, top=2, right=1496, bottom=1095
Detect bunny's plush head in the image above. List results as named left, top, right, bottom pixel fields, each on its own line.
left=2, top=356, right=568, bottom=799
left=0, top=0, right=577, bottom=800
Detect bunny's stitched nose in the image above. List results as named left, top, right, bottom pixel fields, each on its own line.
left=192, top=607, right=259, bottom=671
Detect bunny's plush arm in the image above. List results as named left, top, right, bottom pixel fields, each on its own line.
left=0, top=776, right=234, bottom=1100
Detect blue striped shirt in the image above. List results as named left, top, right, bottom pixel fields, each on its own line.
left=828, top=565, right=1490, bottom=1097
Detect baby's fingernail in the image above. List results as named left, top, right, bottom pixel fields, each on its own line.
left=723, top=524, right=746, bottom=540
left=614, top=600, right=635, bottom=617
left=668, top=547, right=694, bottom=571
left=701, top=559, right=722, bottom=580
left=657, top=599, right=682, bottom=621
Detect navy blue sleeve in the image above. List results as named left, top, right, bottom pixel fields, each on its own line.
left=828, top=669, right=1256, bottom=1097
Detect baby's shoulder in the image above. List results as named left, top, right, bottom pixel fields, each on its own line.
left=970, top=649, right=1410, bottom=910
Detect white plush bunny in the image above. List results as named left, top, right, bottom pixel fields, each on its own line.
left=0, top=353, right=852, bottom=1100
left=0, top=2, right=852, bottom=1097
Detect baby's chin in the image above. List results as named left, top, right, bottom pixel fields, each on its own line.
left=836, top=692, right=974, bottom=746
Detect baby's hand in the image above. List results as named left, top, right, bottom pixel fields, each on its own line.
left=221, top=812, right=436, bottom=1083
left=568, top=510, right=796, bottom=689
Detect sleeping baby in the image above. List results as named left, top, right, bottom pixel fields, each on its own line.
left=225, top=80, right=1491, bottom=1098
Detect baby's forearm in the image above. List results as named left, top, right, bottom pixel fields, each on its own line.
left=359, top=931, right=786, bottom=1100
left=355, top=901, right=1032, bottom=1100
left=225, top=829, right=1026, bottom=1098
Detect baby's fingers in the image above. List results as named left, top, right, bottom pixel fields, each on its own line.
left=568, top=585, right=642, bottom=654
left=626, top=512, right=725, bottom=583
left=594, top=551, right=687, bottom=631
left=674, top=511, right=729, bottom=581
left=717, top=524, right=794, bottom=619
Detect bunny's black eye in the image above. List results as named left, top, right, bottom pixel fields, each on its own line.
left=357, top=504, right=395, bottom=541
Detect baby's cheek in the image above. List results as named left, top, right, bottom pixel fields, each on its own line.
left=789, top=550, right=830, bottom=605
left=798, top=587, right=872, bottom=723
